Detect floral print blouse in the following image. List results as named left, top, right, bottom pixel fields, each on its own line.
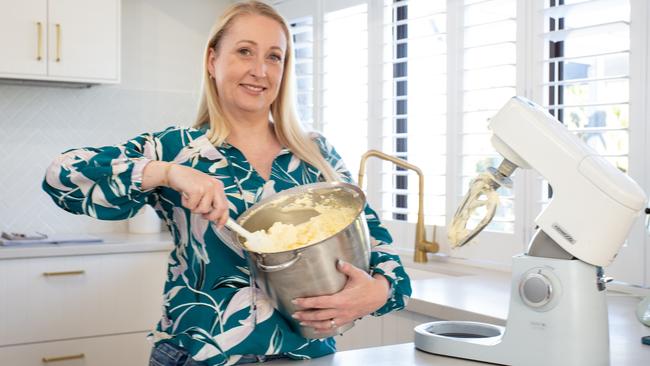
left=42, top=126, right=412, bottom=366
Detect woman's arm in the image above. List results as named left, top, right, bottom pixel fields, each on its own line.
left=42, top=131, right=164, bottom=220
left=292, top=134, right=413, bottom=333
left=291, top=207, right=412, bottom=333
left=141, top=160, right=171, bottom=190
left=291, top=259, right=392, bottom=333
left=43, top=128, right=230, bottom=226
left=313, top=133, right=412, bottom=310
left=364, top=207, right=413, bottom=316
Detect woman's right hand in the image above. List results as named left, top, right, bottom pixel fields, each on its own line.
left=168, top=164, right=230, bottom=227
left=143, top=161, right=230, bottom=227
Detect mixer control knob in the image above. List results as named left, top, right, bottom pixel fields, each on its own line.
left=519, top=272, right=553, bottom=308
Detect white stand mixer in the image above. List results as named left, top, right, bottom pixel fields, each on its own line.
left=414, top=97, right=647, bottom=365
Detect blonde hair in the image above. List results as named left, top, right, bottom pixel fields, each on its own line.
left=194, top=1, right=339, bottom=182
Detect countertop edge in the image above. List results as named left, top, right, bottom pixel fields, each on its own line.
left=406, top=297, right=506, bottom=326
left=0, top=232, right=174, bottom=259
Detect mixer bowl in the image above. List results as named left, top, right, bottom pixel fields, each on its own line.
left=235, top=182, right=371, bottom=338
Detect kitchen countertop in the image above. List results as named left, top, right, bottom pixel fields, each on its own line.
left=2, top=234, right=648, bottom=364
left=266, top=260, right=650, bottom=365
left=269, top=343, right=488, bottom=366
left=406, top=266, right=511, bottom=326
left=0, top=232, right=174, bottom=259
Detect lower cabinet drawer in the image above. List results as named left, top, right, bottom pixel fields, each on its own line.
left=0, top=251, right=168, bottom=346
left=0, top=332, right=152, bottom=366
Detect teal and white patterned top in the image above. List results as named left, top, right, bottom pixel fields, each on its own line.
left=42, top=126, right=412, bottom=366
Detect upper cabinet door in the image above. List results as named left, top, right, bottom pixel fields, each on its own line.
left=0, top=0, right=48, bottom=77
left=48, top=0, right=120, bottom=82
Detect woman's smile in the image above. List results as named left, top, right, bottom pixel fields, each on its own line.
left=240, top=82, right=267, bottom=95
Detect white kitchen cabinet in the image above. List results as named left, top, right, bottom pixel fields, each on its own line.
left=380, top=310, right=440, bottom=346
left=0, top=0, right=120, bottom=83
left=335, top=315, right=383, bottom=351
left=0, top=250, right=167, bottom=365
left=0, top=332, right=151, bottom=366
left=0, top=0, right=47, bottom=77
left=335, top=311, right=440, bottom=351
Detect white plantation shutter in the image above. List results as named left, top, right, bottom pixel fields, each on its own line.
left=277, top=1, right=368, bottom=175
left=443, top=0, right=522, bottom=264
left=321, top=3, right=369, bottom=175
left=541, top=0, right=631, bottom=213
left=540, top=0, right=641, bottom=283
left=276, top=0, right=650, bottom=284
left=459, top=0, right=517, bottom=234
left=380, top=0, right=447, bottom=226
left=289, top=16, right=315, bottom=129
left=275, top=0, right=318, bottom=132
left=542, top=0, right=630, bottom=174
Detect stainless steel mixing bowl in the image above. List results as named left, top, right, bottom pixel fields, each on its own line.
left=235, top=182, right=371, bottom=339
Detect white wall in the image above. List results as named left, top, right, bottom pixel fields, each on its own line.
left=0, top=0, right=232, bottom=235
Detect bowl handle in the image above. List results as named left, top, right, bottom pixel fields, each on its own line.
left=257, top=252, right=302, bottom=272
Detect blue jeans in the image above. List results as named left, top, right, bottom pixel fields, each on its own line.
left=149, top=343, right=206, bottom=366
left=149, top=342, right=287, bottom=366
left=234, top=354, right=288, bottom=364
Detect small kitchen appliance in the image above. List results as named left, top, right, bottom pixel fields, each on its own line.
left=414, top=97, right=647, bottom=365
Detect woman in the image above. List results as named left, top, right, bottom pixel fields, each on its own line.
left=42, top=1, right=411, bottom=365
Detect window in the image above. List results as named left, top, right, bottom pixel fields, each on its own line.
left=289, top=16, right=315, bottom=129
left=321, top=4, right=369, bottom=175
left=543, top=0, right=630, bottom=172
left=541, top=0, right=639, bottom=283
left=277, top=0, right=650, bottom=286
left=381, top=0, right=447, bottom=226
left=448, top=0, right=523, bottom=263
left=460, top=0, right=517, bottom=234
left=278, top=0, right=368, bottom=175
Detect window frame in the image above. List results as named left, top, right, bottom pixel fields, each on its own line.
left=275, top=0, right=650, bottom=286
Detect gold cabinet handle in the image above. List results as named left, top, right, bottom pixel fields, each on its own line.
left=42, top=353, right=85, bottom=363
left=55, top=23, right=61, bottom=62
left=36, top=21, right=43, bottom=61
left=42, top=270, right=85, bottom=277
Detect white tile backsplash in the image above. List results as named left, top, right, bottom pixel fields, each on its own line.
left=0, top=84, right=197, bottom=234
left=0, top=0, right=231, bottom=235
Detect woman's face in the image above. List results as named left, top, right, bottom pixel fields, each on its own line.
left=208, top=14, right=287, bottom=119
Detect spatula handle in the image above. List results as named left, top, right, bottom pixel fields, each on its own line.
left=225, top=218, right=252, bottom=240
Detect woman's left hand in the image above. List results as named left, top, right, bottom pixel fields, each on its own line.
left=291, top=260, right=390, bottom=334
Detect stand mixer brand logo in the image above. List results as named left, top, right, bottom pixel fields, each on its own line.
left=551, top=223, right=576, bottom=244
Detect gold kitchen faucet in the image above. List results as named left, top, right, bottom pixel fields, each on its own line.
left=358, top=150, right=439, bottom=263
